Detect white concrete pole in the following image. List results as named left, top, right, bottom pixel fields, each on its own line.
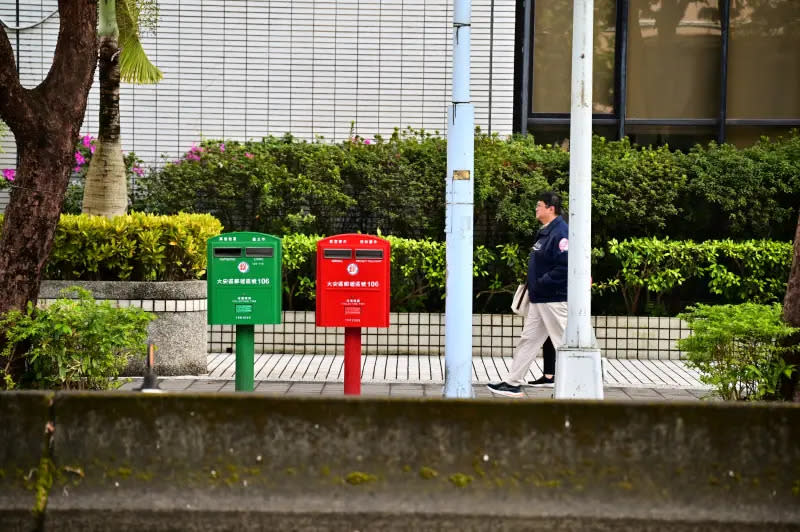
left=554, top=0, right=604, bottom=400
left=443, top=0, right=475, bottom=398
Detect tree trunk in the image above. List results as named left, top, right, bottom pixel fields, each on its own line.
left=82, top=34, right=128, bottom=217
left=0, top=0, right=98, bottom=383
left=782, top=211, right=800, bottom=401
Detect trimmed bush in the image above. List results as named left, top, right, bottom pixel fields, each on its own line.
left=678, top=134, right=800, bottom=241
left=281, top=234, right=792, bottom=314
left=281, top=233, right=495, bottom=312
left=4, top=212, right=223, bottom=282
left=598, top=238, right=794, bottom=315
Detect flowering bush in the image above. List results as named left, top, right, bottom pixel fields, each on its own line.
left=136, top=137, right=355, bottom=235
left=62, top=134, right=146, bottom=214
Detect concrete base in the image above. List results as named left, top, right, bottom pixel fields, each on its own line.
left=40, top=280, right=207, bottom=376
left=555, top=346, right=604, bottom=399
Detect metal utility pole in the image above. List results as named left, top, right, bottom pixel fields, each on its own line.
left=554, top=0, right=604, bottom=399
left=443, top=0, right=475, bottom=398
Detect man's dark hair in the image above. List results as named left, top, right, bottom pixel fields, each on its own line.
left=538, top=191, right=563, bottom=216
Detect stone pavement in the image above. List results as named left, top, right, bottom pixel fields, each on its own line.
left=118, top=352, right=712, bottom=400
left=118, top=377, right=711, bottom=401
left=205, top=353, right=708, bottom=388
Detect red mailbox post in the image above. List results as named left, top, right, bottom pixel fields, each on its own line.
left=316, top=234, right=391, bottom=395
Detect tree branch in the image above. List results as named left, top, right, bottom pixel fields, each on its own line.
left=0, top=21, right=30, bottom=133
left=40, top=0, right=98, bottom=125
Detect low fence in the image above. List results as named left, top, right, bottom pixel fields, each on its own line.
left=209, top=312, right=691, bottom=360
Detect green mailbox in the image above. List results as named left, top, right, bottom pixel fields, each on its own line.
left=207, top=232, right=282, bottom=392
left=207, top=232, right=282, bottom=325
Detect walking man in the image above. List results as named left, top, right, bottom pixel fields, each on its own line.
left=488, top=191, right=568, bottom=397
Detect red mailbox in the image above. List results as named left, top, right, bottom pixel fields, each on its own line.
left=316, top=234, right=391, bottom=327
left=316, top=234, right=391, bottom=395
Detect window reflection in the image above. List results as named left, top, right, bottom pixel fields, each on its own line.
left=728, top=0, right=800, bottom=119
left=532, top=0, right=616, bottom=114
left=627, top=0, right=721, bottom=119
left=625, top=124, right=716, bottom=151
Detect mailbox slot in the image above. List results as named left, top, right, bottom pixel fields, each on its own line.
left=356, top=249, right=383, bottom=259
left=246, top=247, right=274, bottom=258
left=214, top=247, right=242, bottom=258
left=324, top=249, right=352, bottom=259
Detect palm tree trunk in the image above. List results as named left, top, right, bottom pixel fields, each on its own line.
left=82, top=32, right=128, bottom=217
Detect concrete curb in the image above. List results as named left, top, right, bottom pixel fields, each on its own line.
left=2, top=392, right=799, bottom=530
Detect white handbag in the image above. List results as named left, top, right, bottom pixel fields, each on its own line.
left=511, top=283, right=530, bottom=316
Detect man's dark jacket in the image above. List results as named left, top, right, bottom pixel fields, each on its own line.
left=526, top=215, right=568, bottom=303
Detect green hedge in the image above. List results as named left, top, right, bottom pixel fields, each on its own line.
left=133, top=129, right=800, bottom=249
left=0, top=213, right=222, bottom=282
left=281, top=234, right=793, bottom=314
left=597, top=238, right=793, bottom=315
left=8, top=210, right=789, bottom=314
left=282, top=234, right=495, bottom=312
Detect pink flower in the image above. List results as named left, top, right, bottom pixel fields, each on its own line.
left=82, top=135, right=94, bottom=147
left=132, top=166, right=144, bottom=177
left=364, top=139, right=371, bottom=145
left=245, top=152, right=254, bottom=159
left=75, top=151, right=86, bottom=165
left=89, top=144, right=95, bottom=154
left=186, top=152, right=201, bottom=161
left=2, top=168, right=15, bottom=181
left=73, top=166, right=82, bottom=173
left=219, top=143, right=225, bottom=152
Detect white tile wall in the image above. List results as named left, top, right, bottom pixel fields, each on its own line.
left=208, top=312, right=690, bottom=359
left=0, top=0, right=517, bottom=205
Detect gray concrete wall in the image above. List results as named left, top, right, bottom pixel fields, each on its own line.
left=1, top=392, right=799, bottom=531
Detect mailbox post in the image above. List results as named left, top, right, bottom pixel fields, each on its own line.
left=207, top=233, right=282, bottom=391
left=316, top=234, right=390, bottom=395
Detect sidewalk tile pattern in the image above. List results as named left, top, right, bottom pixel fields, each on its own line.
left=205, top=353, right=708, bottom=389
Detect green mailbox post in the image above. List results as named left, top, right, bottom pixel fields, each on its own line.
left=207, top=232, right=282, bottom=391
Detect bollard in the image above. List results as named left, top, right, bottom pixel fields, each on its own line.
left=136, top=343, right=164, bottom=393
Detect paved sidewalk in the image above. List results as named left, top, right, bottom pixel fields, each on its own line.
left=118, top=377, right=710, bottom=400
left=205, top=353, right=708, bottom=389
left=117, top=352, right=712, bottom=400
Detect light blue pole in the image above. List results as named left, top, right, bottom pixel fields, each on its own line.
left=443, top=0, right=475, bottom=398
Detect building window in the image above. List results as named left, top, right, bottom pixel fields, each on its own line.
left=532, top=0, right=617, bottom=114
left=518, top=0, right=800, bottom=145
left=626, top=0, right=721, bottom=119
left=727, top=0, right=800, bottom=119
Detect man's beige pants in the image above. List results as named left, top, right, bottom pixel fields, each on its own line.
left=503, top=301, right=568, bottom=385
